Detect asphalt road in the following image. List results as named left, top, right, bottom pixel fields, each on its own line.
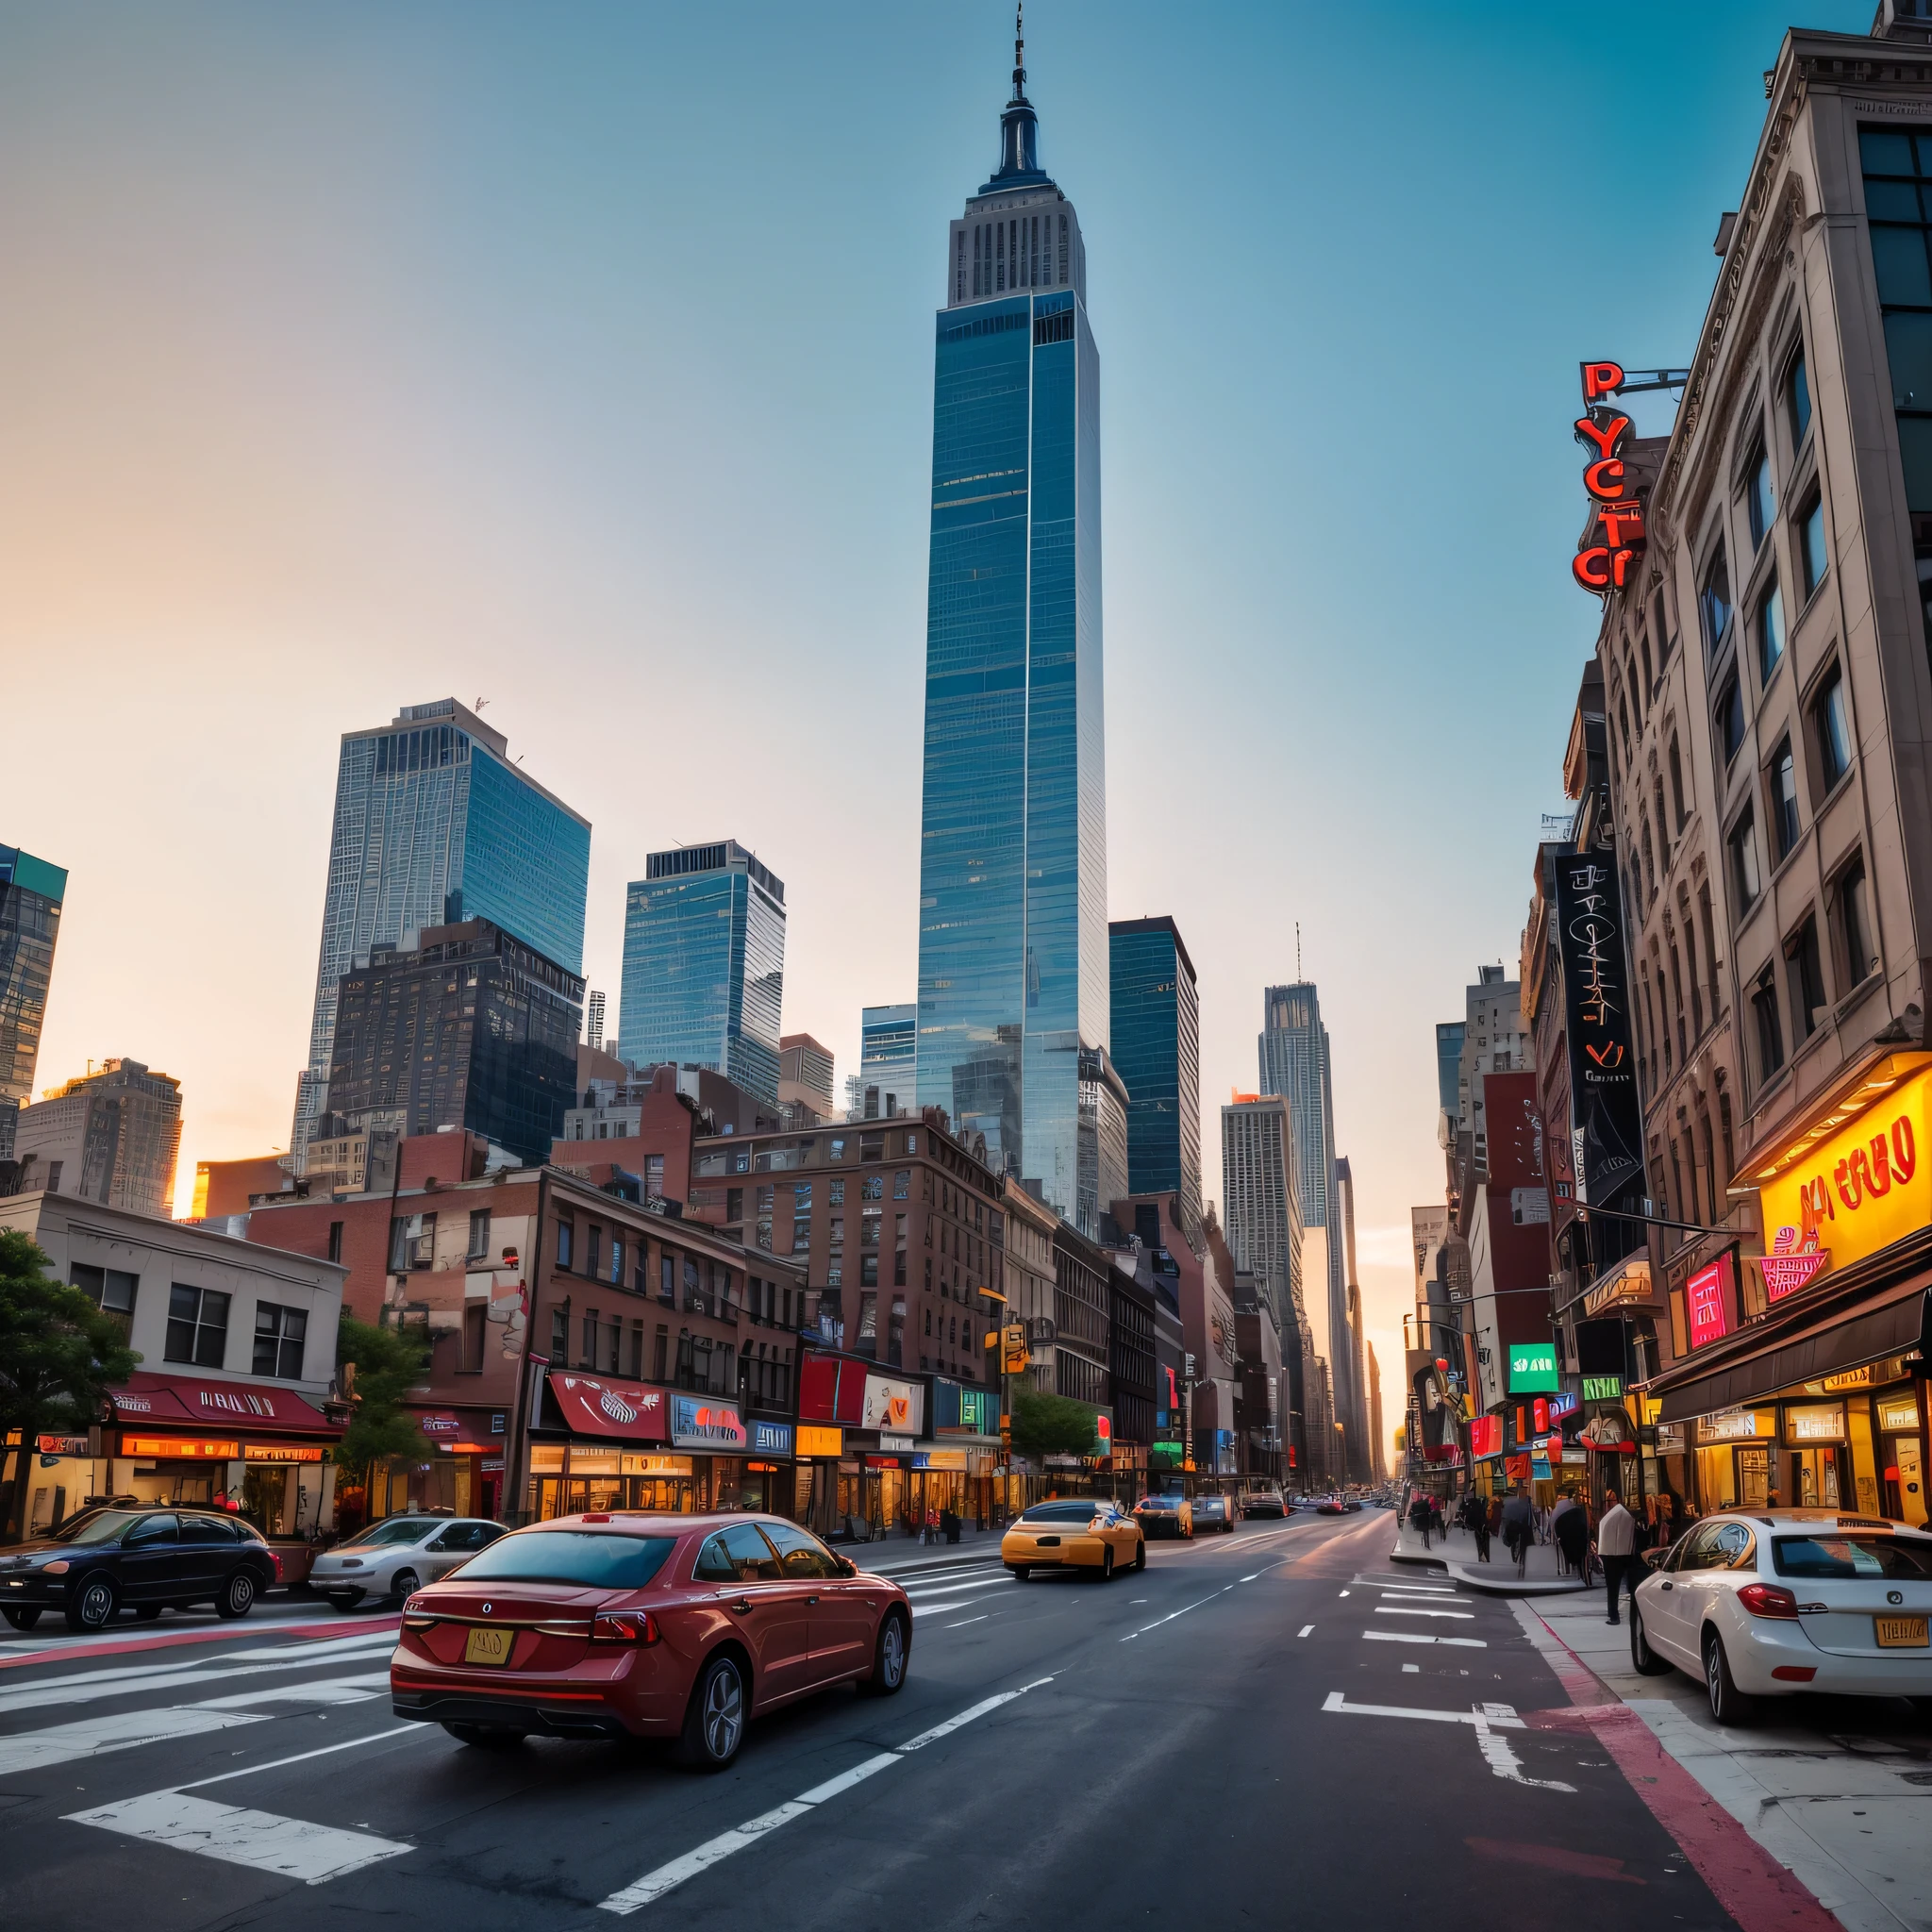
left=0, top=1510, right=1751, bottom=1930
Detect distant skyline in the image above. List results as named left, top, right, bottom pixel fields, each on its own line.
left=0, top=0, right=1871, bottom=1405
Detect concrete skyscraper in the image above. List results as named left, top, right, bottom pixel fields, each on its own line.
left=291, top=699, right=591, bottom=1171
left=915, top=20, right=1108, bottom=1234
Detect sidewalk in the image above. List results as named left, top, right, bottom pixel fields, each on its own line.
left=1390, top=1519, right=1589, bottom=1597
left=1523, top=1584, right=1932, bottom=1932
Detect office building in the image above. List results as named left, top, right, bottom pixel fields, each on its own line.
left=1335, top=1153, right=1371, bottom=1481
left=325, top=920, right=583, bottom=1166
left=1108, top=917, right=1202, bottom=1237
left=291, top=700, right=590, bottom=1171
left=1220, top=1096, right=1302, bottom=1326
left=620, top=841, right=785, bottom=1106
left=0, top=844, right=65, bottom=1164
left=854, top=1003, right=916, bottom=1120
left=915, top=24, right=1108, bottom=1231
left=586, top=991, right=607, bottom=1055
left=778, top=1034, right=835, bottom=1122
left=12, top=1058, right=183, bottom=1218
left=1258, top=983, right=1359, bottom=1456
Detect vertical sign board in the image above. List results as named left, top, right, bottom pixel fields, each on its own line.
left=1554, top=855, right=1644, bottom=1209
left=1685, top=1255, right=1736, bottom=1351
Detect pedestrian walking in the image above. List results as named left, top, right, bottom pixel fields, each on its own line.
left=1471, top=1493, right=1491, bottom=1564
left=1554, top=1491, right=1589, bottom=1581
left=1408, top=1491, right=1433, bottom=1550
left=1596, top=1488, right=1638, bottom=1624
left=1501, top=1485, right=1535, bottom=1579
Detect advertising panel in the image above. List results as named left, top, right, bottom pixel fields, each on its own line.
left=1684, top=1256, right=1736, bottom=1351
left=749, top=1420, right=794, bottom=1457
left=1469, top=1414, right=1504, bottom=1459
left=548, top=1374, right=669, bottom=1443
left=1783, top=1403, right=1846, bottom=1444
left=670, top=1396, right=747, bottom=1449
left=1554, top=853, right=1644, bottom=1208
left=1507, top=1342, right=1559, bottom=1392
left=861, top=1374, right=924, bottom=1436
left=796, top=1424, right=843, bottom=1457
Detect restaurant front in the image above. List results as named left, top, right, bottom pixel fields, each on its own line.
left=1651, top=1056, right=1932, bottom=1525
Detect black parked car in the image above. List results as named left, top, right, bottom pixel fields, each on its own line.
left=0, top=1507, right=278, bottom=1631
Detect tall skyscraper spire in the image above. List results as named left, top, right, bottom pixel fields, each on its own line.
left=915, top=17, right=1109, bottom=1234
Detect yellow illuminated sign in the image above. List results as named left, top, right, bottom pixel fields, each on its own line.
left=795, top=1426, right=842, bottom=1458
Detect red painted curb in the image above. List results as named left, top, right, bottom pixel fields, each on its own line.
left=0, top=1614, right=399, bottom=1671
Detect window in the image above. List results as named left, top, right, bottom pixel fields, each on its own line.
left=725, top=1187, right=743, bottom=1224
left=467, top=1210, right=491, bottom=1261
left=1838, top=858, right=1876, bottom=987
left=586, top=1224, right=603, bottom=1279
left=326, top=1221, right=343, bottom=1264
left=390, top=1212, right=435, bottom=1272
left=1753, top=967, right=1786, bottom=1079
left=252, top=1302, right=308, bottom=1378
left=1787, top=344, right=1811, bottom=446
left=1729, top=808, right=1762, bottom=909
left=1799, top=494, right=1828, bottom=597
left=1719, top=675, right=1745, bottom=762
left=165, top=1285, right=230, bottom=1369
left=659, top=1253, right=675, bottom=1301
left=581, top=1307, right=600, bottom=1367
left=1745, top=440, right=1775, bottom=550
left=1788, top=916, right=1828, bottom=1041
left=1700, top=544, right=1732, bottom=655
left=461, top=1303, right=486, bottom=1373
left=860, top=1174, right=883, bottom=1201
left=70, top=1264, right=137, bottom=1317
left=892, top=1170, right=909, bottom=1200
left=1770, top=739, right=1801, bottom=858
left=550, top=1302, right=569, bottom=1357
left=608, top=1235, right=624, bottom=1286
left=1814, top=664, right=1852, bottom=786
left=556, top=1219, right=574, bottom=1270
left=1757, top=578, right=1785, bottom=685
left=1668, top=735, right=1687, bottom=831
left=645, top=1154, right=664, bottom=1200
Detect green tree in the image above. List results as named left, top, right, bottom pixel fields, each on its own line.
left=1010, top=1387, right=1100, bottom=1462
left=333, top=1314, right=431, bottom=1484
left=0, top=1228, right=140, bottom=1541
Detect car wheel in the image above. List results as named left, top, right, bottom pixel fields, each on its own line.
left=1629, top=1606, right=1672, bottom=1676
left=1099, top=1547, right=1115, bottom=1582
left=677, top=1652, right=747, bottom=1772
left=442, top=1724, right=526, bottom=1747
left=2, top=1607, right=42, bottom=1631
left=1704, top=1629, right=1753, bottom=1727
left=390, top=1570, right=420, bottom=1605
left=64, top=1574, right=118, bottom=1631
left=858, top=1610, right=909, bottom=1697
left=216, top=1570, right=258, bottom=1620
left=133, top=1604, right=164, bottom=1623
left=1133, top=1539, right=1146, bottom=1573
left=327, top=1591, right=362, bottom=1611
left=1010, top=1566, right=1030, bottom=1582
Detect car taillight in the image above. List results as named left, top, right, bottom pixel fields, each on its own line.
left=1737, top=1583, right=1800, bottom=1619
left=591, top=1610, right=660, bottom=1646
left=403, top=1614, right=438, bottom=1631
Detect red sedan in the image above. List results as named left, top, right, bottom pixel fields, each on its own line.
left=390, top=1512, right=910, bottom=1770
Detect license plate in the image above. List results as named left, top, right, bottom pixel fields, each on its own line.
left=1875, top=1616, right=1929, bottom=1648
left=463, top=1624, right=515, bottom=1666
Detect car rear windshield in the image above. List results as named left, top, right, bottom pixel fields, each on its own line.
left=344, top=1518, right=439, bottom=1548
left=1772, top=1535, right=1932, bottom=1581
left=452, top=1531, right=676, bottom=1588
left=1021, top=1502, right=1100, bottom=1524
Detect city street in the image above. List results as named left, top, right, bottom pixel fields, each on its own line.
left=0, top=1510, right=1775, bottom=1931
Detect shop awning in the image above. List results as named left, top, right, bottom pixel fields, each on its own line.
left=109, top=1372, right=341, bottom=1439
left=1654, top=1270, right=1931, bottom=1425
left=546, top=1373, right=669, bottom=1442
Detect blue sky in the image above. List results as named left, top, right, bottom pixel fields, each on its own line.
left=0, top=0, right=1874, bottom=1384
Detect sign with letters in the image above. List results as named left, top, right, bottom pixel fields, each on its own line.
left=1573, top=361, right=1647, bottom=594
left=1555, top=854, right=1644, bottom=1209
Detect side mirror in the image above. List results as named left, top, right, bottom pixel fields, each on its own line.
left=835, top=1555, right=858, bottom=1577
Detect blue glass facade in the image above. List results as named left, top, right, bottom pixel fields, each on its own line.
left=619, top=842, right=785, bottom=1105
left=293, top=700, right=589, bottom=1169
left=858, top=1003, right=916, bottom=1114
left=1108, top=918, right=1201, bottom=1232
left=0, top=843, right=65, bottom=1163
left=917, top=64, right=1108, bottom=1233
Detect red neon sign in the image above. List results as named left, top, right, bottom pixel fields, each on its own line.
left=1572, top=367, right=1643, bottom=597
left=1685, top=1257, right=1734, bottom=1350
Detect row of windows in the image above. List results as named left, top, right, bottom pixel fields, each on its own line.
left=966, top=212, right=1070, bottom=298
left=70, top=1266, right=310, bottom=1381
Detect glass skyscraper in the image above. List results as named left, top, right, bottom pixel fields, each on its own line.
left=856, top=1003, right=916, bottom=1117
left=1108, top=917, right=1201, bottom=1236
left=619, top=841, right=786, bottom=1105
left=292, top=699, right=591, bottom=1171
left=0, top=844, right=66, bottom=1164
left=916, top=25, right=1108, bottom=1233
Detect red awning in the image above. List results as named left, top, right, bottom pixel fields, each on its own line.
left=547, top=1373, right=669, bottom=1442
left=109, top=1372, right=341, bottom=1439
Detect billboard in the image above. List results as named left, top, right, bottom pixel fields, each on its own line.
left=1554, top=853, right=1644, bottom=1208
left=861, top=1374, right=924, bottom=1436
left=1507, top=1341, right=1559, bottom=1392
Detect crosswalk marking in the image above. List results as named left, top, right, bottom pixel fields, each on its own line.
left=0, top=1636, right=397, bottom=1715
left=65, top=1790, right=411, bottom=1885
left=1373, top=1607, right=1474, bottom=1621
left=0, top=1706, right=265, bottom=1776
left=1362, top=1632, right=1487, bottom=1649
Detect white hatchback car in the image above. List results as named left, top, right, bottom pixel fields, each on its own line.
left=1630, top=1510, right=1932, bottom=1724
left=308, top=1516, right=506, bottom=1610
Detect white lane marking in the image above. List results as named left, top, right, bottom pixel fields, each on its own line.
left=0, top=1631, right=398, bottom=1702
left=1373, top=1607, right=1474, bottom=1620
left=1119, top=1591, right=1225, bottom=1641
left=1298, top=1624, right=1314, bottom=1638
left=900, top=1575, right=1013, bottom=1603
left=0, top=1706, right=265, bottom=1776
left=1337, top=1590, right=1349, bottom=1597
left=1362, top=1632, right=1487, bottom=1648
left=1473, top=1707, right=1575, bottom=1791
left=1403, top=1664, right=1420, bottom=1674
left=64, top=1790, right=411, bottom=1885
left=1322, top=1691, right=1525, bottom=1728
left=180, top=1724, right=426, bottom=1790
left=1376, top=1587, right=1459, bottom=1597
left=599, top=1677, right=1056, bottom=1914
left=942, top=1615, right=989, bottom=1630
left=199, top=1672, right=391, bottom=1708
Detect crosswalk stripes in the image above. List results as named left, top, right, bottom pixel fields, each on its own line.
left=65, top=1790, right=411, bottom=1885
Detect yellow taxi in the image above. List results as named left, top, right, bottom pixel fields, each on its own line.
left=1002, top=1498, right=1145, bottom=1581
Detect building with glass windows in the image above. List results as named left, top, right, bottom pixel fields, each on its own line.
left=13, top=1058, right=183, bottom=1219
left=291, top=700, right=590, bottom=1172
left=619, top=841, right=786, bottom=1106
left=915, top=24, right=1108, bottom=1235
left=852, top=1003, right=915, bottom=1119
left=1108, top=917, right=1201, bottom=1238
left=0, top=843, right=65, bottom=1164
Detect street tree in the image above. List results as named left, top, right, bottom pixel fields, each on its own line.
left=1010, top=1387, right=1100, bottom=1462
left=0, top=1228, right=140, bottom=1541
left=332, top=1313, right=431, bottom=1491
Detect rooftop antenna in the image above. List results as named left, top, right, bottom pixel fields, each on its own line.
left=1012, top=1, right=1025, bottom=97
left=1296, top=922, right=1302, bottom=980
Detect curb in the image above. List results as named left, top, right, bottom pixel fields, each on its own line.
left=1390, top=1541, right=1591, bottom=1599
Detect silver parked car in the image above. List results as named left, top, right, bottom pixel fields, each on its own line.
left=309, top=1516, right=506, bottom=1609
